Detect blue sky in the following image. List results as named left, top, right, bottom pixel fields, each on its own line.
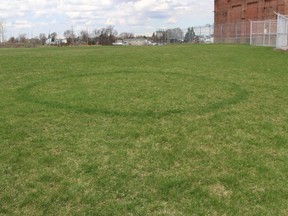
left=0, top=0, right=213, bottom=38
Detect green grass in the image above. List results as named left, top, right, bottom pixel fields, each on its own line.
left=0, top=44, right=287, bottom=215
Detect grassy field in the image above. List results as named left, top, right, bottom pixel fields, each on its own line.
left=0, top=44, right=287, bottom=215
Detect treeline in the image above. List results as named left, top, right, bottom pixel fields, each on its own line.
left=152, top=27, right=199, bottom=44
left=6, top=26, right=120, bottom=46
left=3, top=25, right=209, bottom=48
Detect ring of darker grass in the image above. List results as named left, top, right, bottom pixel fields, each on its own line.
left=18, top=70, right=248, bottom=117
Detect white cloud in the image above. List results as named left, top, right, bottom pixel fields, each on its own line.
left=12, top=20, right=33, bottom=29
left=166, top=17, right=177, bottom=24
left=1, top=0, right=213, bottom=37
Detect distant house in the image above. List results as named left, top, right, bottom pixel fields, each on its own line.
left=125, top=37, right=147, bottom=46
left=45, top=35, right=67, bottom=46
left=113, top=37, right=152, bottom=46
left=112, top=40, right=128, bottom=46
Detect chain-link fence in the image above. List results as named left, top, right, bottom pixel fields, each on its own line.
left=250, top=20, right=277, bottom=47
left=214, top=20, right=281, bottom=47
left=214, top=22, right=250, bottom=44
left=155, top=25, right=214, bottom=44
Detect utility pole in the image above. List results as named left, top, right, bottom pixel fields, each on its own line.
left=86, top=26, right=89, bottom=45
left=71, top=25, right=74, bottom=46
left=0, top=21, right=4, bottom=46
left=48, top=30, right=51, bottom=47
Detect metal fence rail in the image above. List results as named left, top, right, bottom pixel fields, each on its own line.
left=276, top=13, right=288, bottom=50
left=214, top=20, right=280, bottom=47
left=214, top=22, right=250, bottom=44
left=250, top=20, right=277, bottom=47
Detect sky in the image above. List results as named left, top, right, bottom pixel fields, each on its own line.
left=0, top=0, right=214, bottom=39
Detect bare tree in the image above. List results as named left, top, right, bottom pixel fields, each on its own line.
left=119, top=32, right=134, bottom=39
left=166, top=28, right=184, bottom=43
left=151, top=32, right=157, bottom=42
left=39, top=33, right=47, bottom=45
left=8, top=36, right=16, bottom=43
left=155, top=30, right=168, bottom=44
left=90, top=29, right=99, bottom=45
left=18, top=34, right=27, bottom=43
left=98, top=26, right=118, bottom=45
left=80, top=30, right=89, bottom=44
left=49, top=32, right=57, bottom=42
left=64, top=30, right=77, bottom=45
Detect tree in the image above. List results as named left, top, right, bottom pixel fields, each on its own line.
left=80, top=30, right=89, bottom=44
left=155, top=30, right=167, bottom=44
left=18, top=34, right=27, bottom=43
left=166, top=28, right=184, bottom=43
left=98, top=26, right=117, bottom=45
left=90, top=29, right=100, bottom=45
left=119, top=32, right=134, bottom=39
left=49, top=32, right=57, bottom=42
left=39, top=33, right=47, bottom=45
left=151, top=32, right=159, bottom=42
left=8, top=36, right=16, bottom=43
left=64, top=30, right=75, bottom=45
left=184, top=27, right=196, bottom=43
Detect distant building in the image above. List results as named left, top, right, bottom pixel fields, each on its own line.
left=214, top=0, right=288, bottom=42
left=112, top=40, right=128, bottom=46
left=125, top=38, right=147, bottom=46
left=45, top=36, right=67, bottom=46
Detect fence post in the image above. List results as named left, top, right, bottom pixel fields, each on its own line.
left=263, top=21, right=265, bottom=46
left=276, top=13, right=279, bottom=48
left=221, top=24, right=223, bottom=43
left=235, top=23, right=238, bottom=43
left=268, top=20, right=271, bottom=46
left=250, top=21, right=252, bottom=45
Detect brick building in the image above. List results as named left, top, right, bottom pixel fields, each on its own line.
left=214, top=0, right=288, bottom=43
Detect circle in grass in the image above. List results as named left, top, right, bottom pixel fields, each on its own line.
left=23, top=71, right=247, bottom=117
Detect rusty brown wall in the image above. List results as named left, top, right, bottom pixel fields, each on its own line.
left=214, top=0, right=288, bottom=42
left=215, top=0, right=288, bottom=24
